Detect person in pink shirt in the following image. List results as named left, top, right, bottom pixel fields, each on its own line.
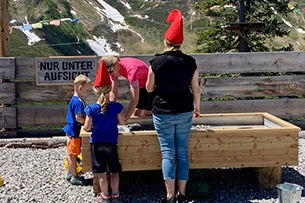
left=100, top=55, right=154, bottom=121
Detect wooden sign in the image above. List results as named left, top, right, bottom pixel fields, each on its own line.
left=36, top=56, right=97, bottom=85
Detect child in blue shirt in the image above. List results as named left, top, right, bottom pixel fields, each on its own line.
left=84, top=60, right=125, bottom=203
left=63, top=74, right=92, bottom=185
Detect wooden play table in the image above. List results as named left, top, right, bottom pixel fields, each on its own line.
left=80, top=112, right=300, bottom=190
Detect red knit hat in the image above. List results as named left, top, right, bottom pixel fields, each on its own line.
left=94, top=60, right=112, bottom=87
left=164, top=9, right=183, bottom=44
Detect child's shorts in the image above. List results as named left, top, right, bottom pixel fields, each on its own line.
left=90, top=142, right=122, bottom=174
left=66, top=136, right=82, bottom=155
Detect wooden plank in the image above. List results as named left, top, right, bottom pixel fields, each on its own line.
left=114, top=52, right=305, bottom=74
left=203, top=75, right=305, bottom=98
left=15, top=57, right=35, bottom=79
left=13, top=52, right=305, bottom=79
left=0, top=82, right=15, bottom=104
left=262, top=112, right=301, bottom=127
left=14, top=101, right=305, bottom=128
left=16, top=82, right=74, bottom=102
left=193, top=113, right=264, bottom=125
left=16, top=80, right=125, bottom=103
left=189, top=155, right=297, bottom=168
left=0, top=130, right=17, bottom=138
left=188, top=149, right=298, bottom=157
left=191, top=51, right=305, bottom=74
left=0, top=106, right=16, bottom=128
left=36, top=74, right=305, bottom=101
left=200, top=98, right=305, bottom=119
left=82, top=137, right=91, bottom=172
left=97, top=75, right=305, bottom=100
left=89, top=75, right=305, bottom=100
left=0, top=57, right=15, bottom=79
left=16, top=129, right=65, bottom=137
left=17, top=105, right=67, bottom=126
left=16, top=104, right=132, bottom=127
left=188, top=139, right=298, bottom=151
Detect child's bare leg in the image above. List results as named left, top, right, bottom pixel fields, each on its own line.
left=68, top=154, right=77, bottom=177
left=98, top=172, right=109, bottom=194
left=110, top=172, right=120, bottom=193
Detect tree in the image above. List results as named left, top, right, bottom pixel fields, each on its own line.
left=194, top=0, right=293, bottom=53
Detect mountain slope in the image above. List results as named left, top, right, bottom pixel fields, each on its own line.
left=7, top=0, right=305, bottom=57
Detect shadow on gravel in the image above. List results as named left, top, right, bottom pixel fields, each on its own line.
left=119, top=167, right=305, bottom=203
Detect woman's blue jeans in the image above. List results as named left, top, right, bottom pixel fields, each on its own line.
left=153, top=112, right=192, bottom=180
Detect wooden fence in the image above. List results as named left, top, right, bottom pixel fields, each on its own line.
left=1, top=51, right=305, bottom=138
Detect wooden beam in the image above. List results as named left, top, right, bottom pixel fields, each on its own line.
left=0, top=0, right=9, bottom=57
left=222, top=22, right=265, bottom=30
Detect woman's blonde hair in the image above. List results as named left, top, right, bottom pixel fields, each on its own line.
left=101, top=55, right=120, bottom=71
left=164, top=39, right=181, bottom=51
left=93, top=85, right=112, bottom=114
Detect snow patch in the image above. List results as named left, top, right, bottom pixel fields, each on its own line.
left=297, top=28, right=305, bottom=34
left=282, top=18, right=292, bottom=27
left=96, top=0, right=125, bottom=24
left=133, top=14, right=149, bottom=19
left=87, top=36, right=121, bottom=56
left=118, top=0, right=131, bottom=10
left=13, top=26, right=43, bottom=46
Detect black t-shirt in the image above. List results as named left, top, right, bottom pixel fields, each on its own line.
left=149, top=51, right=197, bottom=114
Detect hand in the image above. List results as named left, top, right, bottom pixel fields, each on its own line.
left=193, top=109, right=200, bottom=119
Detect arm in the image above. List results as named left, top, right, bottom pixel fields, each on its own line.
left=117, top=113, right=125, bottom=125
left=124, top=85, right=140, bottom=121
left=110, top=77, right=118, bottom=101
left=75, top=112, right=85, bottom=124
left=83, top=115, right=92, bottom=131
left=191, top=69, right=201, bottom=119
left=146, top=66, right=155, bottom=93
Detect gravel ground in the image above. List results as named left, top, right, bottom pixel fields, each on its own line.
left=1, top=137, right=305, bottom=203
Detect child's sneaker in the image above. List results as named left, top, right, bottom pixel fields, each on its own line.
left=97, top=193, right=111, bottom=203
left=66, top=173, right=72, bottom=181
left=70, top=175, right=86, bottom=186
left=112, top=193, right=123, bottom=203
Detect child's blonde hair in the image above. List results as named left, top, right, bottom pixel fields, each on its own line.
left=93, top=85, right=112, bottom=114
left=73, top=74, right=92, bottom=89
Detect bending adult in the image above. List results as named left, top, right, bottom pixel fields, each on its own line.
left=146, top=9, right=201, bottom=203
left=101, top=55, right=154, bottom=121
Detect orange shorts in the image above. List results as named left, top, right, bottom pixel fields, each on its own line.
left=66, top=136, right=82, bottom=155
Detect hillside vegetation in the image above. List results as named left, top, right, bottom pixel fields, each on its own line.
left=7, top=0, right=305, bottom=57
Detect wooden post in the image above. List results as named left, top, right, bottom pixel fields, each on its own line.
left=0, top=0, right=11, bottom=136
left=255, top=167, right=282, bottom=189
left=237, top=0, right=250, bottom=52
left=0, top=0, right=9, bottom=57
